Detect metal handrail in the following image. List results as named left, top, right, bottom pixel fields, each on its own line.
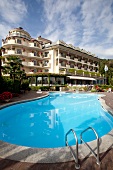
left=80, top=127, right=100, bottom=165
left=65, top=129, right=80, bottom=169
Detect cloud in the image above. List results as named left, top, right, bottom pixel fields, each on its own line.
left=39, top=0, right=113, bottom=59
left=0, top=0, right=113, bottom=59
left=42, top=0, right=81, bottom=42
left=0, top=22, right=12, bottom=39
left=80, top=0, right=113, bottom=45
left=79, top=44, right=113, bottom=59
left=0, top=0, right=27, bottom=24
left=0, top=0, right=28, bottom=42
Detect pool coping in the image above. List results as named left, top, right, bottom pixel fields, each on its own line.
left=0, top=92, right=113, bottom=163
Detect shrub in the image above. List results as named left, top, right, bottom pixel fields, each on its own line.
left=21, top=80, right=29, bottom=91
left=13, top=79, right=21, bottom=93
left=91, top=89, right=97, bottom=92
left=0, top=91, right=12, bottom=101
left=31, top=86, right=50, bottom=91
left=0, top=77, right=14, bottom=93
left=31, top=86, right=41, bottom=91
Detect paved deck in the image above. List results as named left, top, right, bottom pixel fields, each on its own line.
left=0, top=91, right=113, bottom=170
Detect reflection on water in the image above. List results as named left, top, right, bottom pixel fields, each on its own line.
left=0, top=93, right=113, bottom=148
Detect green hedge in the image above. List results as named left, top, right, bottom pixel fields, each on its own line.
left=31, top=86, right=50, bottom=91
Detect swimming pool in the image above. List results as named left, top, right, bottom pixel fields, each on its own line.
left=0, top=92, right=113, bottom=148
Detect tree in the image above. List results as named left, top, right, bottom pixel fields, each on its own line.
left=2, top=55, right=26, bottom=92
left=2, top=55, right=26, bottom=82
left=107, top=60, right=113, bottom=85
left=0, top=48, right=2, bottom=77
left=99, top=59, right=107, bottom=75
left=99, top=59, right=113, bottom=85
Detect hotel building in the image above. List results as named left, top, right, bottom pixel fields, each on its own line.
left=1, top=27, right=104, bottom=85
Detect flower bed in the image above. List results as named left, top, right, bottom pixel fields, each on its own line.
left=0, top=92, right=12, bottom=102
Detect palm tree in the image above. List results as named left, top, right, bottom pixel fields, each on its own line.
left=2, top=55, right=26, bottom=82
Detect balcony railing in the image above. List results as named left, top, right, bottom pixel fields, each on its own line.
left=9, top=33, right=31, bottom=40
left=66, top=69, right=101, bottom=78
left=43, top=54, right=51, bottom=58
left=59, top=54, right=66, bottom=58
left=42, top=63, right=50, bottom=67
left=59, top=63, right=66, bottom=67
left=66, top=56, right=70, bottom=60
left=22, top=61, right=42, bottom=67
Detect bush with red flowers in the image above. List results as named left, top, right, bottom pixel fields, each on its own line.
left=0, top=92, right=12, bottom=102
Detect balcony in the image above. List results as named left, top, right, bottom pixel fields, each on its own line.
left=70, top=57, right=74, bottom=61
left=9, top=33, right=31, bottom=40
left=59, top=54, right=66, bottom=59
left=59, top=63, right=66, bottom=67
left=66, top=56, right=70, bottom=60
left=2, top=39, right=15, bottom=46
left=3, top=50, right=16, bottom=55
left=66, top=68, right=76, bottom=75
left=22, top=61, right=33, bottom=66
left=59, top=70, right=66, bottom=74
left=2, top=38, right=28, bottom=47
left=70, top=65, right=75, bottom=68
left=29, top=43, right=40, bottom=49
left=87, top=61, right=92, bottom=65
left=28, top=53, right=41, bottom=58
left=16, top=50, right=22, bottom=55
left=42, top=63, right=51, bottom=67
left=22, top=61, right=42, bottom=67
left=84, top=60, right=88, bottom=63
left=74, top=58, right=78, bottom=62
left=27, top=72, right=34, bottom=74
left=43, top=54, right=51, bottom=59
left=66, top=64, right=70, bottom=68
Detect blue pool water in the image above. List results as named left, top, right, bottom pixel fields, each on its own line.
left=0, top=92, right=113, bottom=148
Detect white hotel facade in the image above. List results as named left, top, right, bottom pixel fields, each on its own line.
left=1, top=27, right=104, bottom=85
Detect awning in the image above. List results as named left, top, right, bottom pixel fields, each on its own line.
left=67, top=76, right=96, bottom=81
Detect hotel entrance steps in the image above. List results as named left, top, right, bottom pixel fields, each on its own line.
left=65, top=127, right=100, bottom=169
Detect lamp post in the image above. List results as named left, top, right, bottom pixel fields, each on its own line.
left=104, top=65, right=108, bottom=84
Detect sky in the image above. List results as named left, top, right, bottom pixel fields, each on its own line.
left=0, top=0, right=113, bottom=59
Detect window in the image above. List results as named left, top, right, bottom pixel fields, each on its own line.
left=43, top=60, right=49, bottom=66
left=70, top=64, right=74, bottom=68
left=78, top=58, right=81, bottom=62
left=45, top=69, right=49, bottom=72
left=84, top=60, right=87, bottom=63
left=34, top=43, right=37, bottom=47
left=78, top=65, right=82, bottom=69
left=34, top=60, right=37, bottom=65
left=17, top=39, right=21, bottom=44
left=34, top=52, right=37, bottom=56
left=17, top=49, right=22, bottom=54
left=84, top=67, right=88, bottom=70
left=34, top=69, right=37, bottom=73
left=45, top=52, right=49, bottom=57
left=70, top=56, right=74, bottom=60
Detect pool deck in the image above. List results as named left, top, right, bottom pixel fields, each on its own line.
left=0, top=91, right=113, bottom=169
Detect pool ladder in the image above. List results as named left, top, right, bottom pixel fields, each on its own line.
left=65, top=127, right=100, bottom=169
